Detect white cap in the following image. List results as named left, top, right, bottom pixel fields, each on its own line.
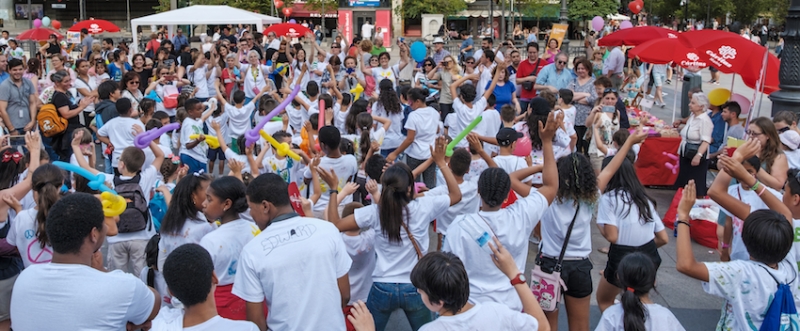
left=780, top=130, right=800, bottom=151
left=433, top=37, right=445, bottom=44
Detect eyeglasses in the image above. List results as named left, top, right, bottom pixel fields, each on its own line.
left=557, top=60, right=568, bottom=65
left=746, top=130, right=764, bottom=137
left=603, top=88, right=618, bottom=94
left=331, top=46, right=340, bottom=49
left=465, top=61, right=475, bottom=64
left=424, top=63, right=434, bottom=67
left=443, top=61, right=452, bottom=64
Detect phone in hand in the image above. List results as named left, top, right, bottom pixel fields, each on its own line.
left=8, top=135, right=24, bottom=152
left=602, top=105, right=616, bottom=113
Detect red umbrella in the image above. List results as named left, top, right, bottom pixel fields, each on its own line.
left=68, top=19, right=120, bottom=34
left=263, top=23, right=312, bottom=39
left=627, top=37, right=708, bottom=71
left=16, top=28, right=62, bottom=41
left=739, top=54, right=779, bottom=94
left=598, top=26, right=679, bottom=47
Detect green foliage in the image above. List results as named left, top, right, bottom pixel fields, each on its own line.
left=154, top=0, right=293, bottom=14
left=401, top=0, right=467, bottom=19
left=568, top=0, right=619, bottom=20
left=519, top=0, right=559, bottom=23
left=303, top=0, right=339, bottom=14
left=154, top=0, right=171, bottom=12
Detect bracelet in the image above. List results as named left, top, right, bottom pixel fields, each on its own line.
left=757, top=186, right=766, bottom=197
left=750, top=180, right=761, bottom=192
left=328, top=190, right=338, bottom=195
left=721, top=243, right=731, bottom=249
left=677, top=220, right=691, bottom=228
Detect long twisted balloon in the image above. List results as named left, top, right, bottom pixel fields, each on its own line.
left=134, top=123, right=180, bottom=149
left=245, top=84, right=302, bottom=147
left=53, top=161, right=116, bottom=194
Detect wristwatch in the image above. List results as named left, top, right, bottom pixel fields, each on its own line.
left=510, top=273, right=526, bottom=286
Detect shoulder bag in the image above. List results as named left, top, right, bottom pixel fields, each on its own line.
left=521, top=58, right=542, bottom=91
left=530, top=204, right=580, bottom=312
left=401, top=221, right=423, bottom=259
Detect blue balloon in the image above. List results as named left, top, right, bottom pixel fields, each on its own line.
left=410, top=41, right=427, bottom=63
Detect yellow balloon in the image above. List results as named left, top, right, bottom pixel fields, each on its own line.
left=189, top=134, right=220, bottom=149
left=350, top=84, right=364, bottom=101
left=260, top=130, right=301, bottom=160
left=707, top=88, right=731, bottom=107
left=100, top=191, right=127, bottom=217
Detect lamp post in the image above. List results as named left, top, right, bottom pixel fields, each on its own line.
left=770, top=0, right=800, bottom=114
left=559, top=0, right=569, bottom=49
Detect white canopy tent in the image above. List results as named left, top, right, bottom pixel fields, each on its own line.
left=130, top=5, right=281, bottom=53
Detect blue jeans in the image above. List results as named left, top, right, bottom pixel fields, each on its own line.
left=380, top=148, right=396, bottom=158
left=367, top=282, right=432, bottom=331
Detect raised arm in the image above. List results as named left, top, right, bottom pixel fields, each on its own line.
left=675, top=180, right=710, bottom=282
left=533, top=111, right=563, bottom=203
left=598, top=129, right=647, bottom=192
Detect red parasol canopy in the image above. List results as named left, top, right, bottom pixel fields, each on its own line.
left=627, top=37, right=707, bottom=71
left=598, top=26, right=679, bottom=47
left=68, top=19, right=120, bottom=34
left=16, top=28, right=62, bottom=41
left=263, top=23, right=312, bottom=39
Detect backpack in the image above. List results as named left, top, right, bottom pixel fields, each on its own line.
left=114, top=174, right=151, bottom=233
left=37, top=103, right=68, bottom=137
left=759, top=264, right=800, bottom=331
left=162, top=85, right=180, bottom=109
left=149, top=180, right=171, bottom=232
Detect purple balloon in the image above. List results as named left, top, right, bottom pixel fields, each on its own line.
left=33, top=19, right=42, bottom=28
left=289, top=19, right=297, bottom=23
left=134, top=122, right=180, bottom=149
left=592, top=16, right=604, bottom=31
left=620, top=21, right=633, bottom=30
left=245, top=84, right=302, bottom=147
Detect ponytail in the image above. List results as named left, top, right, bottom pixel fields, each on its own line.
left=32, top=164, right=65, bottom=249
left=617, top=252, right=657, bottom=331
left=357, top=112, right=373, bottom=164
left=620, top=286, right=646, bottom=331
left=378, top=163, right=414, bottom=243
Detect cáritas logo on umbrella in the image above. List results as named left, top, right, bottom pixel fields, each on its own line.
left=287, top=28, right=300, bottom=38
left=706, top=45, right=737, bottom=68
left=681, top=52, right=707, bottom=70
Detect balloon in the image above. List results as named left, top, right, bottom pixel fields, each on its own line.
left=729, top=93, right=751, bottom=114
left=513, top=134, right=532, bottom=157
left=189, top=134, right=220, bottom=149
left=318, top=99, right=326, bottom=131
left=289, top=19, right=297, bottom=23
left=628, top=0, right=643, bottom=14
left=52, top=161, right=116, bottom=194
left=282, top=7, right=292, bottom=16
left=592, top=16, right=605, bottom=31
left=134, top=122, right=180, bottom=149
left=446, top=116, right=482, bottom=157
left=662, top=152, right=679, bottom=174
left=260, top=130, right=301, bottom=160
left=410, top=41, right=427, bottom=63
left=274, top=0, right=284, bottom=8
left=246, top=84, right=302, bottom=146
left=33, top=19, right=41, bottom=28
left=42, top=16, right=51, bottom=27
left=100, top=192, right=127, bottom=217
left=51, top=20, right=61, bottom=30
left=350, top=83, right=364, bottom=101
left=708, top=88, right=732, bottom=106
left=620, top=21, right=633, bottom=30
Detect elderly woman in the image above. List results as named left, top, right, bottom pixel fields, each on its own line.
left=568, top=58, right=597, bottom=154
left=674, top=92, right=714, bottom=196
left=239, top=50, right=272, bottom=104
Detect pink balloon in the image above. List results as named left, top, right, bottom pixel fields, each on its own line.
left=729, top=93, right=751, bottom=115
left=513, top=135, right=532, bottom=157
left=33, top=19, right=41, bottom=28
left=620, top=21, right=633, bottom=30
left=592, top=16, right=605, bottom=31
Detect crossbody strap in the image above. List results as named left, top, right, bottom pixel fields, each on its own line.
left=757, top=262, right=797, bottom=286
left=401, top=221, right=423, bottom=260
left=555, top=204, right=581, bottom=271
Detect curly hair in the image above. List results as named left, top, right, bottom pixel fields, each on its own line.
left=556, top=153, right=598, bottom=205
left=478, top=168, right=511, bottom=208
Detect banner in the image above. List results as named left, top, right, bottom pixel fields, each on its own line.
left=549, top=23, right=568, bottom=48
left=375, top=10, right=391, bottom=44
left=337, top=10, right=353, bottom=44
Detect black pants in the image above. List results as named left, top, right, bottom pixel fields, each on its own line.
left=407, top=155, right=436, bottom=189
left=575, top=125, right=589, bottom=156
left=674, top=155, right=708, bottom=197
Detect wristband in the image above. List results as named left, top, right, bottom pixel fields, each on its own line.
left=677, top=220, right=691, bottom=228
left=757, top=186, right=766, bottom=197
left=328, top=189, right=338, bottom=195
left=721, top=243, right=731, bottom=249
left=750, top=180, right=761, bottom=191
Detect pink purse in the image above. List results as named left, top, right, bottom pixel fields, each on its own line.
left=530, top=205, right=580, bottom=312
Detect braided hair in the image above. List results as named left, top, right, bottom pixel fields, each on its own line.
left=478, top=168, right=511, bottom=208
left=556, top=153, right=598, bottom=205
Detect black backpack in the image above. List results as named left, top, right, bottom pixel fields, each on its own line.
left=114, top=174, right=151, bottom=233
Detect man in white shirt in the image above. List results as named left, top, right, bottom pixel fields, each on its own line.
left=361, top=20, right=374, bottom=40
left=234, top=173, right=352, bottom=331
left=10, top=193, right=160, bottom=331
left=153, top=244, right=259, bottom=330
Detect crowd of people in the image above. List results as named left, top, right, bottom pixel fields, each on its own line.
left=0, top=21, right=795, bottom=331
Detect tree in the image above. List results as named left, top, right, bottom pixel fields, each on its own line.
left=154, top=0, right=290, bottom=14
left=304, top=0, right=339, bottom=14
left=400, top=0, right=467, bottom=19
left=729, top=0, right=763, bottom=24
left=518, top=0, right=559, bottom=26
left=568, top=0, right=619, bottom=21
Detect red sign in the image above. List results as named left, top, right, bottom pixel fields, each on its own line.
left=338, top=10, right=353, bottom=44
left=375, top=9, right=391, bottom=43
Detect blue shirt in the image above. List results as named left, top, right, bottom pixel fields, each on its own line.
left=172, top=35, right=188, bottom=51
left=107, top=62, right=131, bottom=82
left=535, top=63, right=574, bottom=91
left=461, top=38, right=474, bottom=59
left=708, top=110, right=726, bottom=153
left=486, top=81, right=516, bottom=110
left=0, top=72, right=9, bottom=84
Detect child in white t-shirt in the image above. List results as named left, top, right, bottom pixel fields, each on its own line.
left=594, top=128, right=641, bottom=163
left=97, top=98, right=144, bottom=173
left=303, top=126, right=358, bottom=219
left=491, top=127, right=531, bottom=182
left=258, top=130, right=309, bottom=186
left=556, top=89, right=578, bottom=151
left=157, top=173, right=215, bottom=272
left=340, top=202, right=376, bottom=307
left=139, top=234, right=171, bottom=309
left=206, top=99, right=229, bottom=176
left=780, top=129, right=800, bottom=170
left=596, top=252, right=685, bottom=331
left=179, top=98, right=215, bottom=174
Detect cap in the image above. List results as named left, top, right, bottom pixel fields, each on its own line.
left=780, top=130, right=800, bottom=151
left=433, top=37, right=445, bottom=44
left=496, top=127, right=523, bottom=146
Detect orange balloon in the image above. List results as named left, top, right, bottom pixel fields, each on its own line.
left=52, top=20, right=62, bottom=29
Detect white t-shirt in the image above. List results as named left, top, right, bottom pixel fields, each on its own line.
left=372, top=65, right=400, bottom=89
left=557, top=106, right=577, bottom=137
left=74, top=75, right=97, bottom=114
left=354, top=195, right=451, bottom=283
left=787, top=149, right=800, bottom=170
left=180, top=117, right=208, bottom=163
left=476, top=63, right=496, bottom=97
left=10, top=263, right=155, bottom=330
left=342, top=231, right=377, bottom=305
left=139, top=266, right=171, bottom=310
left=425, top=180, right=480, bottom=234
left=465, top=158, right=489, bottom=183
left=540, top=199, right=595, bottom=258
left=703, top=258, right=800, bottom=330
left=361, top=23, right=374, bottom=39
left=206, top=67, right=218, bottom=97
left=157, top=213, right=215, bottom=271
left=404, top=106, right=441, bottom=159
left=207, top=113, right=230, bottom=145
left=232, top=216, right=351, bottom=331
left=452, top=97, right=488, bottom=148
left=224, top=149, right=252, bottom=174
left=720, top=185, right=783, bottom=261
left=477, top=109, right=502, bottom=155
left=262, top=156, right=303, bottom=186
left=6, top=209, right=50, bottom=267
left=419, top=301, right=538, bottom=331
left=595, top=303, right=686, bottom=331
left=444, top=192, right=549, bottom=310
left=241, top=64, right=271, bottom=99
left=596, top=190, right=664, bottom=247
left=184, top=316, right=259, bottom=331
left=98, top=116, right=145, bottom=168
left=190, top=66, right=210, bottom=99
left=492, top=155, right=529, bottom=182
left=199, top=219, right=261, bottom=286
left=225, top=103, right=256, bottom=139
left=302, top=155, right=358, bottom=213
left=285, top=103, right=309, bottom=132
left=372, top=102, right=405, bottom=149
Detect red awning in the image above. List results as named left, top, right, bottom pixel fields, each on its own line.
left=290, top=3, right=338, bottom=18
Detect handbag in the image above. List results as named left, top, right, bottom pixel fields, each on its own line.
left=681, top=117, right=704, bottom=159
left=530, top=204, right=580, bottom=312
left=522, top=58, right=542, bottom=91
left=401, top=221, right=423, bottom=259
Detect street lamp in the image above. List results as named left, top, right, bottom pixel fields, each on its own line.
left=559, top=0, right=569, bottom=49
left=770, top=0, right=800, bottom=114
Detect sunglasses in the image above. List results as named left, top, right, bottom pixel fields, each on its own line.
left=603, top=88, right=618, bottom=94
left=424, top=63, right=434, bottom=67
left=129, top=81, right=140, bottom=85
left=557, top=60, right=568, bottom=65
left=466, top=61, right=475, bottom=64
left=746, top=130, right=764, bottom=137
left=779, top=127, right=791, bottom=133
left=331, top=46, right=340, bottom=49
left=443, top=61, right=452, bottom=64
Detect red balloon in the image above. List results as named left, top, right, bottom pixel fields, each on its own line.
left=274, top=0, right=284, bottom=8
left=282, top=7, right=292, bottom=16
left=51, top=20, right=61, bottom=30
left=628, top=0, right=643, bottom=14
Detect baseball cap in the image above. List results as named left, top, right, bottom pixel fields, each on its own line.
left=780, top=130, right=800, bottom=151
left=496, top=127, right=523, bottom=146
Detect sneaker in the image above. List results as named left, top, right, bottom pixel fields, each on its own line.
left=714, top=81, right=720, bottom=85
left=646, top=94, right=654, bottom=99
left=529, top=236, right=541, bottom=245
left=707, top=80, right=716, bottom=84
left=666, top=79, right=672, bottom=84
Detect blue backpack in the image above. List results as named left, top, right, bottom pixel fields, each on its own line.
left=149, top=180, right=173, bottom=232
left=759, top=264, right=800, bottom=331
